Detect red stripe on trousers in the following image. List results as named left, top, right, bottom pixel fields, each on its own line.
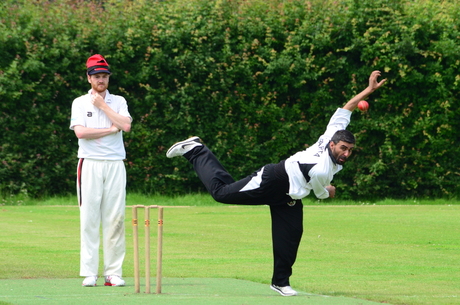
left=77, top=158, right=84, bottom=206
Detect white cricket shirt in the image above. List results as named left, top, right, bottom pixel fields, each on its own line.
left=70, top=90, right=132, bottom=160
left=285, top=108, right=352, bottom=199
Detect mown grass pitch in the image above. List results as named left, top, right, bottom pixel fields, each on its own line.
left=0, top=198, right=459, bottom=304
left=0, top=277, right=385, bottom=305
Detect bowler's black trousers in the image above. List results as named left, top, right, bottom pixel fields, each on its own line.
left=185, top=145, right=303, bottom=286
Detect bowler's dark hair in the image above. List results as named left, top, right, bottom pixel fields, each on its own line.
left=331, top=130, right=355, bottom=144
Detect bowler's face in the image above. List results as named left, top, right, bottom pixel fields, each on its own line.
left=87, top=73, right=110, bottom=93
left=330, top=141, right=354, bottom=165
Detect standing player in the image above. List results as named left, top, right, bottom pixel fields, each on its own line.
left=166, top=71, right=386, bottom=296
left=70, top=54, right=132, bottom=287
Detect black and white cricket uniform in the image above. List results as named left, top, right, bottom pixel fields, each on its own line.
left=184, top=108, right=352, bottom=287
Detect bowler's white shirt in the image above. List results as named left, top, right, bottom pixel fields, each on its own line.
left=285, top=108, right=352, bottom=199
left=70, top=90, right=131, bottom=160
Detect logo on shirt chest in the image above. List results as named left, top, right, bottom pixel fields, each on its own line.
left=313, top=139, right=323, bottom=157
left=87, top=112, right=93, bottom=117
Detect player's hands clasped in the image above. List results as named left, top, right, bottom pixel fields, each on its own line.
left=110, top=124, right=120, bottom=134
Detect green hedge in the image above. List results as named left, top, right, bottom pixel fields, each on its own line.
left=1, top=0, right=459, bottom=200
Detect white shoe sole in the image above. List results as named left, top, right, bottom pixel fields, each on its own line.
left=104, top=282, right=125, bottom=286
left=82, top=276, right=97, bottom=287
left=166, top=136, right=200, bottom=158
left=270, top=284, right=297, bottom=296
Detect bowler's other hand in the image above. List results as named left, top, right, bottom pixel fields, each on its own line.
left=326, top=185, right=336, bottom=198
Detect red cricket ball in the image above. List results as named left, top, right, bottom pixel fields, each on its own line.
left=358, top=100, right=369, bottom=111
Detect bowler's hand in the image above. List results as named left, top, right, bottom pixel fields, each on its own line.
left=368, top=71, right=387, bottom=92
left=326, top=185, right=336, bottom=198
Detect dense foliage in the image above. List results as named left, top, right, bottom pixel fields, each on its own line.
left=1, top=0, right=459, bottom=200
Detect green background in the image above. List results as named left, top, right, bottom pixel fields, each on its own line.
left=1, top=0, right=459, bottom=199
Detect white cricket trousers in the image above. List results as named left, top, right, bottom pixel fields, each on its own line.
left=77, top=158, right=126, bottom=277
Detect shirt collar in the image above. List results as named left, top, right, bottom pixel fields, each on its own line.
left=87, top=89, right=112, bottom=103
left=326, top=141, right=338, bottom=165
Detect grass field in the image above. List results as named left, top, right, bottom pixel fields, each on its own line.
left=0, top=194, right=459, bottom=305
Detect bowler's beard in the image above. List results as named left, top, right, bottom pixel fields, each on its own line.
left=336, top=155, right=347, bottom=165
left=327, top=142, right=347, bottom=165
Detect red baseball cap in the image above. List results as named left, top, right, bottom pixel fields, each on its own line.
left=86, top=54, right=111, bottom=75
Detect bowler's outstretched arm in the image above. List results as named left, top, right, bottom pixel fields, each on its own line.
left=342, top=71, right=386, bottom=112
